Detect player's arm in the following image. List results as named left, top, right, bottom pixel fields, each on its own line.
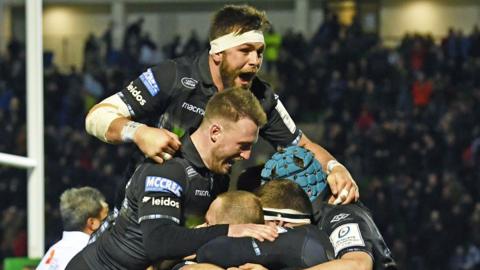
left=197, top=227, right=323, bottom=268
left=85, top=63, right=181, bottom=163
left=311, top=209, right=376, bottom=270
left=179, top=263, right=225, bottom=270
left=297, top=134, right=359, bottom=204
left=136, top=162, right=228, bottom=260
left=302, top=251, right=372, bottom=270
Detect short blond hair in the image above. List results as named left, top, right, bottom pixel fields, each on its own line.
left=204, top=87, right=267, bottom=127
left=213, top=191, right=264, bottom=224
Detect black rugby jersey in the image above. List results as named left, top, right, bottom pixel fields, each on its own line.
left=113, top=50, right=301, bottom=210
left=313, top=201, right=398, bottom=270
left=119, top=50, right=301, bottom=146
left=195, top=224, right=332, bottom=269
left=76, top=135, right=229, bottom=270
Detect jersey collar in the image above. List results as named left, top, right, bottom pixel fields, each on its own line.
left=197, top=50, right=215, bottom=89
left=180, top=132, right=209, bottom=172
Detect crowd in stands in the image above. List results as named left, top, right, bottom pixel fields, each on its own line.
left=0, top=13, right=479, bottom=270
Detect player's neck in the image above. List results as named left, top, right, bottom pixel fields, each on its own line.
left=208, top=55, right=225, bottom=91
left=190, top=128, right=214, bottom=170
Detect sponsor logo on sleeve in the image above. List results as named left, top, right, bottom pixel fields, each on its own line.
left=126, top=82, right=147, bottom=106
left=181, top=77, right=198, bottom=89
left=142, top=196, right=180, bottom=208
left=140, top=68, right=161, bottom=96
left=329, top=223, right=365, bottom=257
left=145, top=176, right=183, bottom=197
left=330, top=213, right=350, bottom=223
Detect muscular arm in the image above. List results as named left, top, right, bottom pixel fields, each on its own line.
left=85, top=97, right=181, bottom=163
left=197, top=226, right=327, bottom=268
left=141, top=220, right=228, bottom=261
left=298, top=134, right=359, bottom=204
left=303, top=251, right=373, bottom=270
left=85, top=63, right=181, bottom=163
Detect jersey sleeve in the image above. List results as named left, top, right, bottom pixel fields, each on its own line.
left=137, top=161, right=187, bottom=225
left=136, top=161, right=229, bottom=261
left=118, top=60, right=178, bottom=119
left=197, top=226, right=329, bottom=269
left=255, top=80, right=302, bottom=148
left=322, top=207, right=375, bottom=259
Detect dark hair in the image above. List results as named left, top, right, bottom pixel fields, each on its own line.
left=255, top=179, right=313, bottom=215
left=209, top=4, right=271, bottom=41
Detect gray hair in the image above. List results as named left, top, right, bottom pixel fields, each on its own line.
left=60, top=187, right=106, bottom=231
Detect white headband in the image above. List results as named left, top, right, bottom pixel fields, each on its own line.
left=209, top=30, right=265, bottom=55
left=263, top=207, right=312, bottom=224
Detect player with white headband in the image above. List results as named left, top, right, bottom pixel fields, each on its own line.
left=84, top=5, right=359, bottom=223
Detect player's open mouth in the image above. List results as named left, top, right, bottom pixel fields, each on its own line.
left=238, top=72, right=255, bottom=82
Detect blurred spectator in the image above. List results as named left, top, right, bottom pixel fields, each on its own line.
left=263, top=27, right=282, bottom=74
left=36, top=187, right=108, bottom=270
left=411, top=71, right=433, bottom=108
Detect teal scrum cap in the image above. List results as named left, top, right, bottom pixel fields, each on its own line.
left=261, top=146, right=327, bottom=201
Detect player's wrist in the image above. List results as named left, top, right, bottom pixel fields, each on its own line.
left=121, top=121, right=146, bottom=143
left=326, top=159, right=343, bottom=174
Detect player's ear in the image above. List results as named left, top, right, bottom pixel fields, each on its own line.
left=212, top=52, right=223, bottom=64
left=210, top=123, right=222, bottom=143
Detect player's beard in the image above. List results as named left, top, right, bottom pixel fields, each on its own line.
left=220, top=59, right=241, bottom=89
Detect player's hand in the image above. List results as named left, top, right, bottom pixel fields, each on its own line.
left=228, top=263, right=269, bottom=270
left=181, top=263, right=224, bottom=270
left=133, top=126, right=181, bottom=164
left=228, top=224, right=278, bottom=242
left=183, top=254, right=196, bottom=260
left=326, top=165, right=359, bottom=205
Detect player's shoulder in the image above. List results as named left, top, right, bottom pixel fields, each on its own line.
left=154, top=54, right=204, bottom=91
left=251, top=76, right=274, bottom=97
left=322, top=203, right=372, bottom=229
left=135, top=159, right=188, bottom=186
left=250, top=76, right=277, bottom=111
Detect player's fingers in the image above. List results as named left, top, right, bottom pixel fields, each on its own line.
left=260, top=225, right=278, bottom=242
left=160, top=152, right=173, bottom=161
left=332, top=188, right=349, bottom=205
left=165, top=130, right=182, bottom=146
left=337, top=175, right=353, bottom=193
left=342, top=185, right=357, bottom=204
left=327, top=174, right=338, bottom=196
left=150, top=155, right=165, bottom=164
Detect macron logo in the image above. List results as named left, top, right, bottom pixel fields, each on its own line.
left=182, top=102, right=205, bottom=115
left=127, top=82, right=147, bottom=106
left=145, top=176, right=183, bottom=197
left=194, top=190, right=210, bottom=197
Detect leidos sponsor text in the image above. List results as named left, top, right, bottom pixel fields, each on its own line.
left=127, top=82, right=147, bottom=106
left=144, top=196, right=180, bottom=208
